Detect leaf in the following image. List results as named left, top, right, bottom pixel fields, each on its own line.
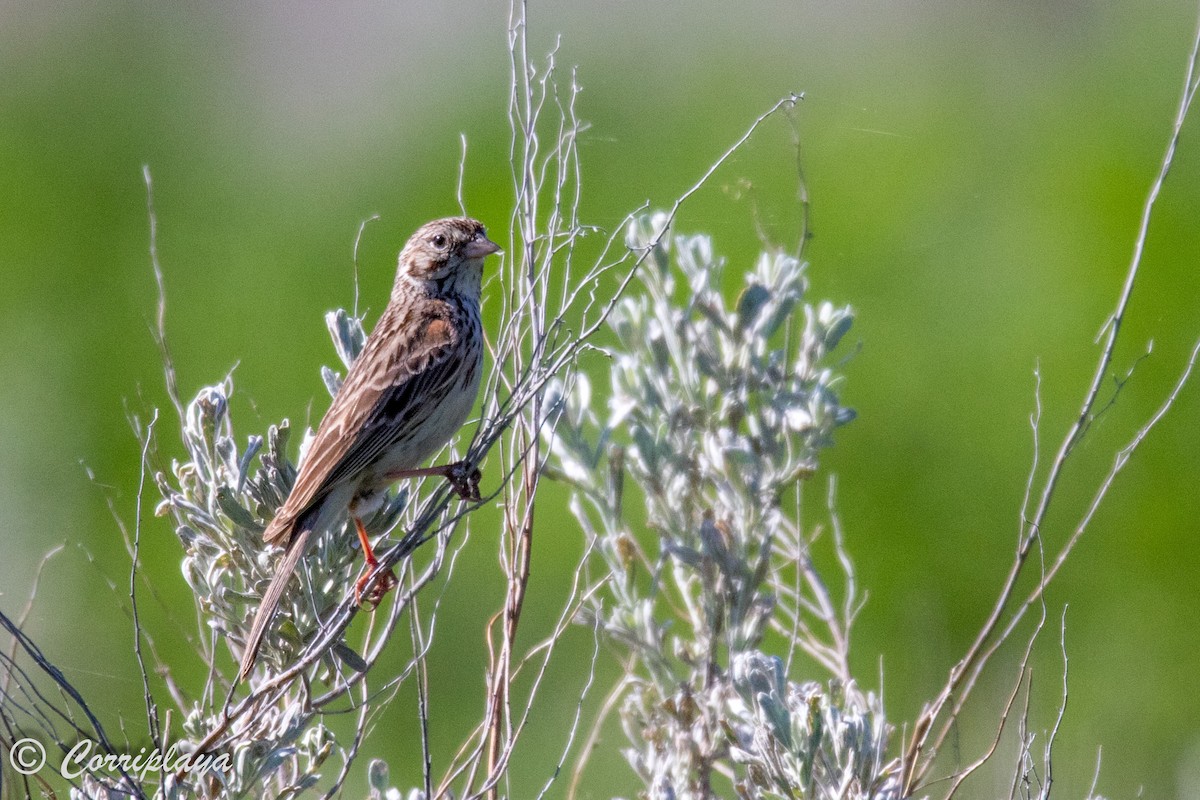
left=759, top=295, right=797, bottom=340
left=216, top=488, right=261, bottom=531
left=237, top=435, right=263, bottom=493
left=324, top=308, right=367, bottom=367
left=320, top=365, right=343, bottom=398
left=823, top=312, right=854, bottom=352
left=737, top=284, right=773, bottom=331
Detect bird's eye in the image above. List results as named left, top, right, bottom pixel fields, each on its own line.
left=431, top=233, right=448, bottom=250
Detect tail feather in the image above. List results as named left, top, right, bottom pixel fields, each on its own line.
left=238, top=525, right=312, bottom=682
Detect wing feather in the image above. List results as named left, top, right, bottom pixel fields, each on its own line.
left=263, top=307, right=457, bottom=543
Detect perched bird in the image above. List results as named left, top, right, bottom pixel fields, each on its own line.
left=238, top=216, right=500, bottom=681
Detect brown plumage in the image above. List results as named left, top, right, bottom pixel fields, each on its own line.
left=238, top=217, right=499, bottom=681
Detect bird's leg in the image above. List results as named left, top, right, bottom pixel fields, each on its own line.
left=386, top=461, right=482, bottom=502
left=353, top=516, right=397, bottom=608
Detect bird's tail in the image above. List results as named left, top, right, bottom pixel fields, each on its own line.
left=238, top=524, right=312, bottom=682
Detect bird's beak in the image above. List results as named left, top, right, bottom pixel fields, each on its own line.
left=464, top=234, right=502, bottom=259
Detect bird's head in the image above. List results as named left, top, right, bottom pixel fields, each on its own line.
left=394, top=216, right=500, bottom=300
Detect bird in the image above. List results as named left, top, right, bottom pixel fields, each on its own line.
left=238, top=216, right=500, bottom=682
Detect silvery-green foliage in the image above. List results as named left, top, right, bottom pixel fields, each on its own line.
left=367, top=758, right=449, bottom=800
left=70, top=776, right=137, bottom=800
left=546, top=213, right=894, bottom=799
left=729, top=653, right=896, bottom=799
left=151, top=309, right=403, bottom=797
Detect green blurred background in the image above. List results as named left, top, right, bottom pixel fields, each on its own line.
left=2, top=1, right=1199, bottom=797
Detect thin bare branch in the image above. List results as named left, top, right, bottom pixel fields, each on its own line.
left=131, top=409, right=162, bottom=754
left=352, top=214, right=380, bottom=319
left=903, top=9, right=1200, bottom=789
left=143, top=165, right=183, bottom=422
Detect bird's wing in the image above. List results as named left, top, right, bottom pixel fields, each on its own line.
left=263, top=309, right=458, bottom=544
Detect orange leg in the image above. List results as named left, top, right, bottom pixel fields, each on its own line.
left=353, top=516, right=397, bottom=607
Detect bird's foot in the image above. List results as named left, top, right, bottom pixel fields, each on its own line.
left=445, top=460, right=482, bottom=502
left=354, top=566, right=398, bottom=609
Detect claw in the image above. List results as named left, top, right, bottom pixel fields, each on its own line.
left=354, top=566, right=398, bottom=608
left=447, top=460, right=482, bottom=502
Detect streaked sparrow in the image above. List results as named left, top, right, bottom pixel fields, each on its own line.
left=238, top=216, right=499, bottom=681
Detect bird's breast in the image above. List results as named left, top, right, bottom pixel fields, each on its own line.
left=372, top=328, right=483, bottom=480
